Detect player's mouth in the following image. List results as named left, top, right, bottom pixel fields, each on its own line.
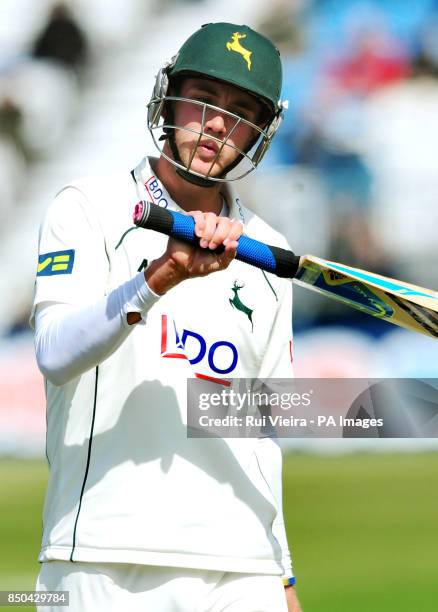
left=198, top=140, right=220, bottom=158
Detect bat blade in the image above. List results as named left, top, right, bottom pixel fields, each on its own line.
left=294, top=255, right=438, bottom=338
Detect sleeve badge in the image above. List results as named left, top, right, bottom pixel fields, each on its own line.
left=37, top=249, right=75, bottom=276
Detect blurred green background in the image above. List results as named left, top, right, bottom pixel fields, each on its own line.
left=1, top=453, right=437, bottom=611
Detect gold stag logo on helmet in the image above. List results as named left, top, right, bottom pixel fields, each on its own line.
left=226, top=32, right=252, bottom=70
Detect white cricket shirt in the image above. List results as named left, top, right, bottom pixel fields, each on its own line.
left=32, top=157, right=294, bottom=575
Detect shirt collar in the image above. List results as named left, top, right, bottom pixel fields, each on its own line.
left=132, top=156, right=182, bottom=212
left=133, top=156, right=246, bottom=225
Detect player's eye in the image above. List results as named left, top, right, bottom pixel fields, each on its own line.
left=229, top=105, right=254, bottom=122
left=238, top=111, right=250, bottom=121
left=193, top=95, right=214, bottom=105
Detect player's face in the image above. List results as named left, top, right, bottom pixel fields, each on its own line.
left=172, top=77, right=264, bottom=177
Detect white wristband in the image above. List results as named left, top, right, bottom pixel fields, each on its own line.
left=121, top=272, right=161, bottom=327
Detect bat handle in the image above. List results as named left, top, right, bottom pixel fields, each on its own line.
left=133, top=201, right=300, bottom=279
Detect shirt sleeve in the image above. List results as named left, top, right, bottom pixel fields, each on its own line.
left=30, top=185, right=109, bottom=328
left=34, top=273, right=160, bottom=386
left=31, top=184, right=161, bottom=386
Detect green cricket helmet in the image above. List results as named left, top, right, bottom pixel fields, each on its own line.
left=147, top=22, right=288, bottom=186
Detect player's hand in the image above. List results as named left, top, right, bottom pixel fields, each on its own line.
left=145, top=211, right=243, bottom=295
left=171, top=210, right=242, bottom=275
left=285, top=586, right=303, bottom=612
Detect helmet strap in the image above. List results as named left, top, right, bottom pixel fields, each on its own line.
left=176, top=166, right=218, bottom=188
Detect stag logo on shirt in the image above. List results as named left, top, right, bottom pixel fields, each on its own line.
left=229, top=281, right=254, bottom=331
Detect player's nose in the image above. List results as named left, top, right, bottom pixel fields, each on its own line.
left=204, top=112, right=227, bottom=136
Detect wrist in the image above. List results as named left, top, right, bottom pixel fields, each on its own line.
left=144, top=256, right=186, bottom=295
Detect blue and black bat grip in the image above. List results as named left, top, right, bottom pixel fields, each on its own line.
left=133, top=201, right=301, bottom=279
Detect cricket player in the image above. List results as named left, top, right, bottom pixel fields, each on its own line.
left=32, top=22, right=302, bottom=611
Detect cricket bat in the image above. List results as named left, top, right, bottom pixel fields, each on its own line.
left=294, top=255, right=438, bottom=338
left=133, top=201, right=438, bottom=338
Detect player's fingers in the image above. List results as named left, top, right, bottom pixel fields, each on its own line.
left=205, top=216, right=235, bottom=250
left=186, top=213, right=241, bottom=255
left=187, top=211, right=205, bottom=237
left=223, top=219, right=243, bottom=246
left=199, top=212, right=219, bottom=248
left=207, top=216, right=243, bottom=250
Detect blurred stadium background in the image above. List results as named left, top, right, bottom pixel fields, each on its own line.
left=1, top=0, right=438, bottom=610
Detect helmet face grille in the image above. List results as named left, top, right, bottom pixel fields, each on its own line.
left=146, top=95, right=282, bottom=183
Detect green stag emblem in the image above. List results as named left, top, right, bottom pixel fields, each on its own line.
left=229, top=281, right=253, bottom=331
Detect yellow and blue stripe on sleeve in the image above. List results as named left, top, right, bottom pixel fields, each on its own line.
left=37, top=249, right=75, bottom=276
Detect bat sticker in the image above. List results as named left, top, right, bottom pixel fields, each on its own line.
left=323, top=260, right=438, bottom=300
left=310, top=269, right=393, bottom=318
